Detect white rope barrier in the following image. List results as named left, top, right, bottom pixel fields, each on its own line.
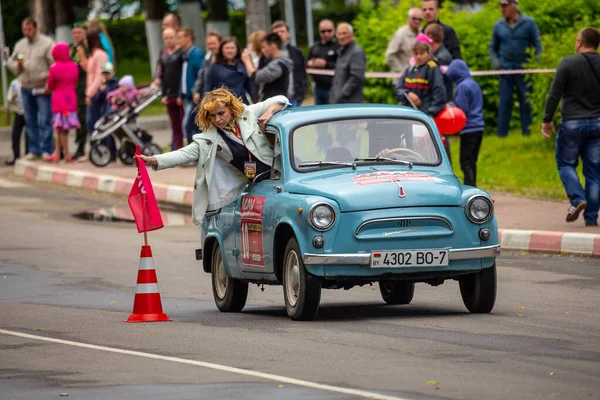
left=306, top=68, right=556, bottom=79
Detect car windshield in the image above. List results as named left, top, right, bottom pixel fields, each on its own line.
left=292, top=118, right=440, bottom=170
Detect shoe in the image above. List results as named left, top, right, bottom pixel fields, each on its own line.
left=23, top=153, right=41, bottom=161
left=4, top=159, right=15, bottom=166
left=65, top=156, right=74, bottom=163
left=585, top=221, right=598, bottom=227
left=43, top=154, right=60, bottom=163
left=72, top=149, right=84, bottom=160
left=78, top=154, right=89, bottom=163
left=566, top=201, right=587, bottom=222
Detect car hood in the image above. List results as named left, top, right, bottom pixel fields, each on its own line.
left=286, top=169, right=462, bottom=212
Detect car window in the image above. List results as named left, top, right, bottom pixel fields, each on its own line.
left=292, top=118, right=440, bottom=169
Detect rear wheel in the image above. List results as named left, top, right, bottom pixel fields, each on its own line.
left=379, top=281, right=415, bottom=305
left=459, top=264, right=497, bottom=313
left=282, top=237, right=321, bottom=321
left=89, top=143, right=111, bottom=167
left=211, top=244, right=248, bottom=312
left=118, top=141, right=136, bottom=165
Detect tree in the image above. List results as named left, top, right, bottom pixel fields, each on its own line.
left=245, top=0, right=270, bottom=41
left=143, top=0, right=166, bottom=76
left=206, top=0, right=230, bottom=36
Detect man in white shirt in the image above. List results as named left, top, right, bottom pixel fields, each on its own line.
left=386, top=8, right=423, bottom=81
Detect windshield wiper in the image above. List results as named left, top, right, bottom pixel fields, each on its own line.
left=354, top=157, right=413, bottom=170
left=299, top=161, right=357, bottom=170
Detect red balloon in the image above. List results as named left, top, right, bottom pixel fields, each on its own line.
left=434, top=105, right=467, bottom=135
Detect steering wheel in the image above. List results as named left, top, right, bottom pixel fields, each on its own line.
left=377, top=148, right=424, bottom=163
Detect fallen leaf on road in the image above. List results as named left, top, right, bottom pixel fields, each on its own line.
left=110, top=301, right=118, bottom=304
left=427, top=381, right=439, bottom=385
left=519, top=251, right=528, bottom=256
left=33, top=328, right=42, bottom=331
left=549, top=371, right=555, bottom=376
left=278, top=384, right=284, bottom=388
left=43, top=213, right=49, bottom=218
left=517, top=313, right=524, bottom=317
left=147, top=333, right=153, bottom=336
left=520, top=306, right=526, bottom=309
left=59, top=393, right=69, bottom=397
left=521, top=278, right=527, bottom=281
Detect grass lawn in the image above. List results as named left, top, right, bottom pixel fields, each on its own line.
left=449, top=132, right=582, bottom=200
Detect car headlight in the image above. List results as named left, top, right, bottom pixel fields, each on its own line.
left=466, top=195, right=493, bottom=224
left=308, top=203, right=335, bottom=231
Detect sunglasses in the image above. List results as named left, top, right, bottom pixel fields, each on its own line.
left=411, top=17, right=423, bottom=22
left=320, top=29, right=333, bottom=33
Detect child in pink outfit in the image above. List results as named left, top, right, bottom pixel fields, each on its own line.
left=107, top=75, right=139, bottom=110
left=44, top=42, right=80, bottom=163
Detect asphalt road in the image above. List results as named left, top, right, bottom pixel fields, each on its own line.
left=0, top=172, right=599, bottom=400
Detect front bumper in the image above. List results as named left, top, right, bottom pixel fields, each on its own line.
left=303, top=244, right=500, bottom=265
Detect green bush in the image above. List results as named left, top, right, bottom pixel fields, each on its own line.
left=352, top=0, right=600, bottom=132
left=103, top=16, right=150, bottom=61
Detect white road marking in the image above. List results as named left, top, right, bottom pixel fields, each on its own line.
left=0, top=328, right=410, bottom=400
left=0, top=178, right=29, bottom=188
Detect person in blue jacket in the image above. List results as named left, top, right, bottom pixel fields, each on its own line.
left=489, top=0, right=542, bottom=137
left=177, top=27, right=205, bottom=144
left=446, top=59, right=484, bottom=187
left=203, top=37, right=253, bottom=104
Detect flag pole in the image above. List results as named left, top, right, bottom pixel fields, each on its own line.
left=144, top=232, right=148, bottom=246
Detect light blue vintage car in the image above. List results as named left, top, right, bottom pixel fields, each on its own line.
left=199, top=104, right=500, bottom=320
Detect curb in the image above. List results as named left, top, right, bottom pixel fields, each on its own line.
left=0, top=115, right=170, bottom=139
left=13, top=159, right=192, bottom=208
left=13, top=160, right=600, bottom=258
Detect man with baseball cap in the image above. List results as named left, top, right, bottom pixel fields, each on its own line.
left=489, top=0, right=542, bottom=137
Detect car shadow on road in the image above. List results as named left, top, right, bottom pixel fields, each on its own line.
left=243, top=302, right=469, bottom=321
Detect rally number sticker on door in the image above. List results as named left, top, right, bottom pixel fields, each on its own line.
left=240, top=196, right=266, bottom=267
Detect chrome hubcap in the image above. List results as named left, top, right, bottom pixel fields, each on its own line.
left=213, top=249, right=228, bottom=299
left=285, top=250, right=300, bottom=307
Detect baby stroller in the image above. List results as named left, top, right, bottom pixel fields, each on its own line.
left=89, top=84, right=163, bottom=167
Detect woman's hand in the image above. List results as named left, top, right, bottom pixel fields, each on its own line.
left=258, top=110, right=273, bottom=130
left=134, top=154, right=157, bottom=168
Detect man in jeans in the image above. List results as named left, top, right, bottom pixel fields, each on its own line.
left=542, top=27, right=600, bottom=226
left=177, top=28, right=204, bottom=145
left=7, top=18, right=54, bottom=160
left=489, top=0, right=542, bottom=137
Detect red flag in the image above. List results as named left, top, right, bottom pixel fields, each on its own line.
left=128, top=146, right=164, bottom=233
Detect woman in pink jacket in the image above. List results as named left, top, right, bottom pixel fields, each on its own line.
left=44, top=42, right=80, bottom=163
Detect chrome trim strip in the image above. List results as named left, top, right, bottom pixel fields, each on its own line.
left=448, top=244, right=500, bottom=260
left=355, top=216, right=453, bottom=235
left=304, top=253, right=371, bottom=265
left=303, top=244, right=500, bottom=265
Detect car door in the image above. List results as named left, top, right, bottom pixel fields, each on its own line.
left=233, top=138, right=283, bottom=274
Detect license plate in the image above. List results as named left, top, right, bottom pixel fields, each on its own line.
left=371, top=250, right=449, bottom=268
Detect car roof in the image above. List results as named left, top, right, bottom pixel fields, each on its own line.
left=267, top=104, right=432, bottom=133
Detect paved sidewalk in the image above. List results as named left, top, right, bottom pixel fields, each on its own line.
left=10, top=156, right=600, bottom=257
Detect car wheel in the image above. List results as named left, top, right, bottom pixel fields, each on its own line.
left=378, top=282, right=415, bottom=305
left=282, top=237, right=321, bottom=321
left=89, top=143, right=111, bottom=167
left=459, top=263, right=497, bottom=313
left=211, top=244, right=248, bottom=312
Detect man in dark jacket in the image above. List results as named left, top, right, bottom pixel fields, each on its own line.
left=489, top=0, right=542, bottom=137
left=542, top=27, right=600, bottom=226
left=447, top=60, right=484, bottom=187
left=421, top=0, right=461, bottom=60
left=307, top=19, right=339, bottom=105
left=272, top=21, right=308, bottom=107
left=158, top=27, right=184, bottom=150
left=192, top=30, right=221, bottom=105
left=242, top=33, right=293, bottom=102
left=330, top=23, right=366, bottom=104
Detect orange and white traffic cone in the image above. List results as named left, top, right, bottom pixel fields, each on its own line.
left=126, top=245, right=171, bottom=323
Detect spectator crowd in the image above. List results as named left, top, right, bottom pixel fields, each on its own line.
left=3, top=0, right=599, bottom=225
